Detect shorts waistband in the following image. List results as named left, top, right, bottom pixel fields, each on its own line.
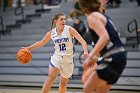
left=103, top=47, right=125, bottom=57
left=53, top=54, right=75, bottom=58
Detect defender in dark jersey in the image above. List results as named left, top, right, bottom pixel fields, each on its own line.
left=79, top=0, right=127, bottom=93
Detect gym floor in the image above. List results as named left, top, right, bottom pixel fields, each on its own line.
left=0, top=86, right=140, bottom=93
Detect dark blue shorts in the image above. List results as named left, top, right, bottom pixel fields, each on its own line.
left=96, top=51, right=127, bottom=84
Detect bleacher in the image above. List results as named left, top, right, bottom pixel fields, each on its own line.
left=0, top=0, right=140, bottom=91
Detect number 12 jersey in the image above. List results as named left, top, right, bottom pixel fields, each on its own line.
left=51, top=25, right=74, bottom=56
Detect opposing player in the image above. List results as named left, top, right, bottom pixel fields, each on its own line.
left=24, top=13, right=88, bottom=93
left=81, top=0, right=109, bottom=84
left=79, top=0, right=127, bottom=93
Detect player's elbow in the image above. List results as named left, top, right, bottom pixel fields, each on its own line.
left=102, top=33, right=110, bottom=42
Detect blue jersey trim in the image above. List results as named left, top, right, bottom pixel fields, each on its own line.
left=49, top=61, right=55, bottom=67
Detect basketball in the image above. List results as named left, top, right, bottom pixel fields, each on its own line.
left=16, top=48, right=32, bottom=64
left=82, top=62, right=97, bottom=84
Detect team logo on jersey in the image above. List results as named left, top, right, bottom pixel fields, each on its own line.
left=54, top=37, right=69, bottom=43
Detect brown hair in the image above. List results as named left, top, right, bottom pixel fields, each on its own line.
left=51, top=13, right=65, bottom=30
left=79, top=0, right=101, bottom=14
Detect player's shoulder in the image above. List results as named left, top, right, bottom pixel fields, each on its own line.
left=87, top=12, right=107, bottom=23
left=87, top=12, right=103, bottom=20
left=46, top=30, right=52, bottom=33
left=64, top=25, right=75, bottom=32
left=46, top=31, right=52, bottom=36
left=64, top=25, right=73, bottom=29
left=64, top=25, right=71, bottom=29
left=65, top=25, right=76, bottom=37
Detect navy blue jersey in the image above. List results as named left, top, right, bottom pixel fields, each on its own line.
left=89, top=13, right=123, bottom=55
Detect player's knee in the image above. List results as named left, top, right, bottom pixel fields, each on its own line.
left=97, top=89, right=108, bottom=93
left=83, top=84, right=97, bottom=93
left=47, top=75, right=57, bottom=82
left=59, top=81, right=68, bottom=87
left=83, top=88, right=96, bottom=93
left=83, top=87, right=89, bottom=93
left=83, top=86, right=93, bottom=93
left=96, top=85, right=111, bottom=93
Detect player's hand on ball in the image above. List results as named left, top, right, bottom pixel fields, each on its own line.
left=16, top=48, right=32, bottom=64
left=21, top=47, right=30, bottom=53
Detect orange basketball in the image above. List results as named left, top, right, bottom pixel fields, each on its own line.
left=16, top=48, right=32, bottom=64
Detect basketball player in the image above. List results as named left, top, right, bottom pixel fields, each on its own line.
left=24, top=13, right=89, bottom=93
left=79, top=0, right=127, bottom=93
left=81, top=0, right=109, bottom=83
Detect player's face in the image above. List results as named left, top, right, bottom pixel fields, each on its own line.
left=55, top=16, right=66, bottom=27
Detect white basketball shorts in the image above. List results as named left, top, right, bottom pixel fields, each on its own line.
left=49, top=54, right=74, bottom=79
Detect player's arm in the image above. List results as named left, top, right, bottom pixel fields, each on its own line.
left=26, top=31, right=51, bottom=51
left=87, top=13, right=110, bottom=58
left=69, top=27, right=88, bottom=57
left=83, top=13, right=109, bottom=70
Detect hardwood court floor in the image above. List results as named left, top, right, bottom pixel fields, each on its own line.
left=0, top=86, right=140, bottom=93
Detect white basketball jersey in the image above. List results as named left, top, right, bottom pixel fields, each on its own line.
left=51, top=25, right=74, bottom=56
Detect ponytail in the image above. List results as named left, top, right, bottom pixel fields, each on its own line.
left=50, top=19, right=54, bottom=30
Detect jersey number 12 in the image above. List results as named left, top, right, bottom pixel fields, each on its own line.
left=59, top=43, right=66, bottom=51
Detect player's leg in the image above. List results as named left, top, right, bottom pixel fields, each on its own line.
left=96, top=84, right=112, bottom=93
left=58, top=76, right=69, bottom=93
left=58, top=56, right=74, bottom=93
left=82, top=63, right=97, bottom=84
left=83, top=71, right=107, bottom=93
left=42, top=67, right=60, bottom=93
